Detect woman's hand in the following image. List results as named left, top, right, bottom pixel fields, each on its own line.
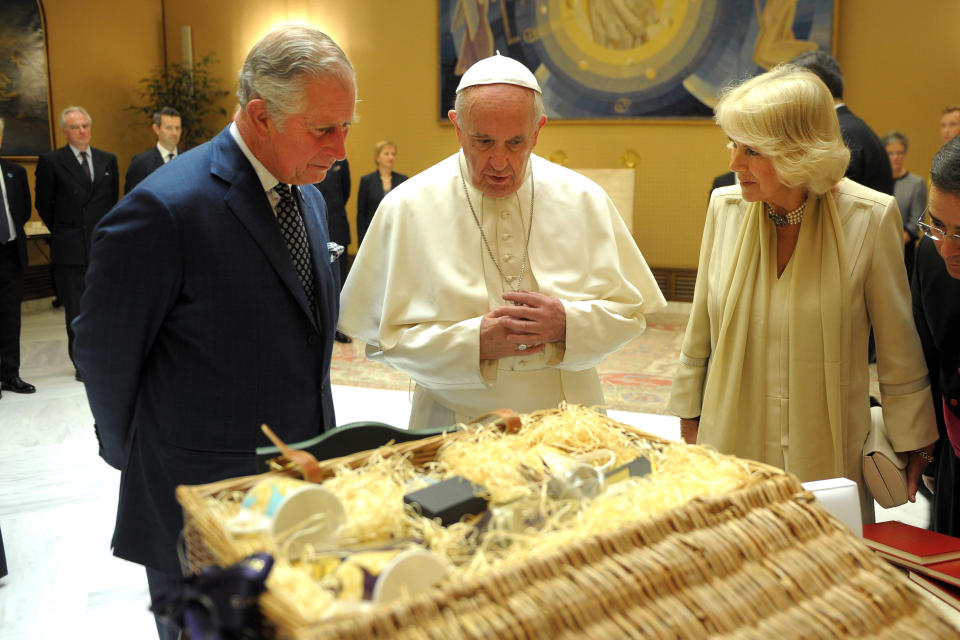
left=680, top=418, right=700, bottom=445
left=906, top=444, right=936, bottom=502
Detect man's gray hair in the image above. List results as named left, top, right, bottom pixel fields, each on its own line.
left=236, top=25, right=355, bottom=127
left=453, top=85, right=545, bottom=128
left=59, top=105, right=91, bottom=128
left=931, top=136, right=960, bottom=195
left=153, top=106, right=181, bottom=126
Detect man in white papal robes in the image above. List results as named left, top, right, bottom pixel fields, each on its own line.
left=339, top=53, right=665, bottom=428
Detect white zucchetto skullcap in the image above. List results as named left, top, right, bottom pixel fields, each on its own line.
left=455, top=51, right=541, bottom=94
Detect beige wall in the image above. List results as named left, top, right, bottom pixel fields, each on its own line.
left=23, top=0, right=960, bottom=268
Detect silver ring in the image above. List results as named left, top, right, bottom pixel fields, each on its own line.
left=517, top=344, right=528, bottom=351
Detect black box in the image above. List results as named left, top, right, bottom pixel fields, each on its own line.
left=404, top=476, right=488, bottom=526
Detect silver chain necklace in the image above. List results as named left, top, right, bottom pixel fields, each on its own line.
left=458, top=157, right=535, bottom=295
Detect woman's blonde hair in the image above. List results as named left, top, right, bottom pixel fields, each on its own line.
left=715, top=65, right=850, bottom=196
left=374, top=140, right=396, bottom=165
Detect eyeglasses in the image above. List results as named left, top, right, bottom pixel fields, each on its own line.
left=917, top=208, right=960, bottom=242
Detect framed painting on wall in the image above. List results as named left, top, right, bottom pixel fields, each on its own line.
left=0, top=0, right=53, bottom=156
left=438, top=0, right=836, bottom=121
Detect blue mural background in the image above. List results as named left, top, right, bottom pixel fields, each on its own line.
left=439, top=0, right=834, bottom=120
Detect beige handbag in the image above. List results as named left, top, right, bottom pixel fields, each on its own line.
left=862, top=405, right=908, bottom=508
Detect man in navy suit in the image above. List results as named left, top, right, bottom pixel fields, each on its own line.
left=73, top=25, right=353, bottom=639
left=35, top=106, right=118, bottom=377
left=124, top=106, right=181, bottom=194
left=0, top=118, right=36, bottom=397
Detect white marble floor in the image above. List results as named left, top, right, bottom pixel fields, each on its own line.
left=0, top=302, right=941, bottom=639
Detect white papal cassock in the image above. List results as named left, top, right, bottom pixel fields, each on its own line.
left=339, top=151, right=666, bottom=428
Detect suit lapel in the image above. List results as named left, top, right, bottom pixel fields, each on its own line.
left=212, top=130, right=319, bottom=329
left=60, top=146, right=93, bottom=195
left=90, top=148, right=112, bottom=187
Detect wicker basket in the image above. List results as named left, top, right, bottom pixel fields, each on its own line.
left=177, top=414, right=958, bottom=639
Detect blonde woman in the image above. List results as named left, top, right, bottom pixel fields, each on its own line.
left=669, top=66, right=936, bottom=523
left=356, top=140, right=408, bottom=246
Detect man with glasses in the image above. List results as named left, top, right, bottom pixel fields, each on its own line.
left=912, top=135, right=960, bottom=536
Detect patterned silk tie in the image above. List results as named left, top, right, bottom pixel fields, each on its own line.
left=273, top=184, right=316, bottom=311
left=166, top=153, right=174, bottom=163
left=79, top=151, right=93, bottom=181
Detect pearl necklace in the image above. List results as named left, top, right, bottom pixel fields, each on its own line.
left=764, top=197, right=808, bottom=226
left=458, top=157, right=534, bottom=296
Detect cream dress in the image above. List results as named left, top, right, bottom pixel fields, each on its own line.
left=670, top=180, right=937, bottom=522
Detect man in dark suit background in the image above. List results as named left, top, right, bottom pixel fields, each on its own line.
left=314, top=157, right=352, bottom=342
left=124, top=106, right=181, bottom=194
left=912, top=136, right=960, bottom=536
left=0, top=118, right=36, bottom=396
left=35, top=106, right=118, bottom=378
left=73, top=25, right=352, bottom=639
left=791, top=50, right=894, bottom=196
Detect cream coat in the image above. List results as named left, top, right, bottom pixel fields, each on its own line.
left=670, top=180, right=937, bottom=519
left=340, top=152, right=665, bottom=427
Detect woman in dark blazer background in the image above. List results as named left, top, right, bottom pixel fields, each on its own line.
left=356, top=140, right=407, bottom=246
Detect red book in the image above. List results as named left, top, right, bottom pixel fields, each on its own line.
left=875, top=552, right=960, bottom=589
left=863, top=521, right=960, bottom=565
left=909, top=571, right=960, bottom=611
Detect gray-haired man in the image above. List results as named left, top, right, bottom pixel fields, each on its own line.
left=73, top=25, right=353, bottom=638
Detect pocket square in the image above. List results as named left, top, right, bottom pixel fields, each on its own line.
left=327, top=242, right=345, bottom=263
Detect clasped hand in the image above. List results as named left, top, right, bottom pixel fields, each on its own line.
left=479, top=290, right=566, bottom=360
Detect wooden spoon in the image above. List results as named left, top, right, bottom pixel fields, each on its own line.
left=260, top=424, right=324, bottom=482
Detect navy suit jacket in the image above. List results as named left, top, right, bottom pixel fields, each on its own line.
left=125, top=147, right=171, bottom=195
left=314, top=158, right=351, bottom=247
left=73, top=126, right=338, bottom=573
left=1, top=159, right=31, bottom=269
left=35, top=145, right=119, bottom=265
left=837, top=105, right=894, bottom=196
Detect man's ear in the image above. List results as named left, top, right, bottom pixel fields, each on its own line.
left=245, top=99, right=273, bottom=139
left=448, top=109, right=463, bottom=146
left=531, top=114, right=547, bottom=145
left=151, top=123, right=161, bottom=139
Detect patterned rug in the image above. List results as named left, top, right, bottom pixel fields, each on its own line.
left=330, top=305, right=690, bottom=415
